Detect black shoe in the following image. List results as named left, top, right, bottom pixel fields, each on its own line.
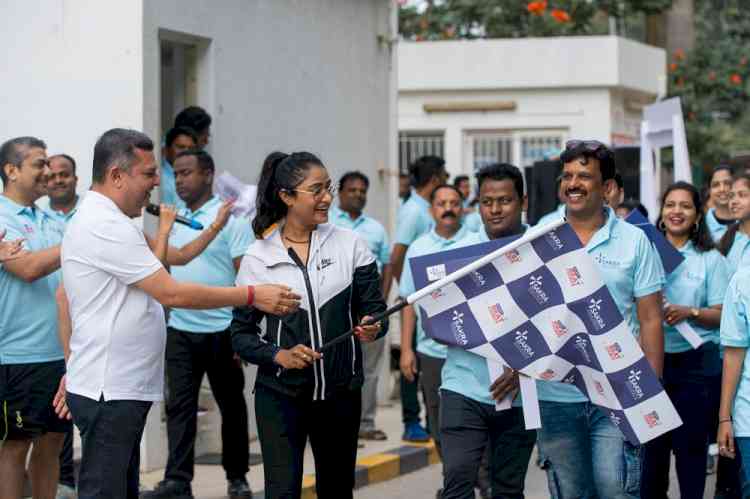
left=435, top=488, right=443, bottom=499
left=140, top=480, right=193, bottom=499
left=227, top=478, right=252, bottom=498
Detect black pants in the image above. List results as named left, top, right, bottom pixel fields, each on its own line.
left=642, top=342, right=720, bottom=499
left=165, top=328, right=249, bottom=483
left=59, top=427, right=76, bottom=488
left=440, top=389, right=536, bottom=499
left=401, top=334, right=422, bottom=425
left=67, top=392, right=151, bottom=499
left=255, top=384, right=361, bottom=499
left=418, top=352, right=445, bottom=456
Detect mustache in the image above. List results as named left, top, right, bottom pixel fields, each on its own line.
left=441, top=212, right=458, bottom=219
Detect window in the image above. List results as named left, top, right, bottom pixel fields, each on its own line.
left=399, top=132, right=445, bottom=174
left=465, top=131, right=565, bottom=172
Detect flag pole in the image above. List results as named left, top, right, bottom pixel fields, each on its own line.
left=318, top=218, right=565, bottom=353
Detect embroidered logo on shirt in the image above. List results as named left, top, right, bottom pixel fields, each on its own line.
left=23, top=224, right=34, bottom=234
left=319, top=258, right=334, bottom=270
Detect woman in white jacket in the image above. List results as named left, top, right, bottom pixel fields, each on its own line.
left=231, top=151, right=388, bottom=499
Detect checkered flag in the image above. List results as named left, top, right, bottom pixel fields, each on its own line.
left=407, top=220, right=681, bottom=445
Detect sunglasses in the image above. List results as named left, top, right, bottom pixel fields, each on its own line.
left=567, top=139, right=610, bottom=150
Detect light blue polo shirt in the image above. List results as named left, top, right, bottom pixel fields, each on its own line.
left=536, top=204, right=566, bottom=227
left=537, top=207, right=665, bottom=403
left=39, top=194, right=82, bottom=225
left=168, top=196, right=253, bottom=333
left=464, top=211, right=482, bottom=232
left=706, top=208, right=732, bottom=243
left=395, top=190, right=433, bottom=246
left=720, top=268, right=750, bottom=437
left=441, top=225, right=528, bottom=406
left=727, top=231, right=750, bottom=277
left=400, top=224, right=471, bottom=360
left=159, top=159, right=185, bottom=208
left=663, top=243, right=728, bottom=353
left=0, top=195, right=65, bottom=364
left=330, top=206, right=390, bottom=271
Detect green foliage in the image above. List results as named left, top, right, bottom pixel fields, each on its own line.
left=398, top=0, right=672, bottom=40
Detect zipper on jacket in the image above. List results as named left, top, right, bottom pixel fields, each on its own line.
left=275, top=319, right=283, bottom=378
left=287, top=247, right=324, bottom=400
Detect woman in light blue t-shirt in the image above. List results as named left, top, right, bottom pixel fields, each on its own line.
left=642, top=181, right=729, bottom=498
left=718, top=174, right=750, bottom=277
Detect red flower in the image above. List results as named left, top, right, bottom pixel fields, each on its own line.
left=669, top=62, right=678, bottom=73
left=550, top=9, right=571, bottom=23
left=676, top=77, right=685, bottom=87
left=731, top=73, right=743, bottom=85
left=673, top=49, right=685, bottom=61
left=742, top=57, right=748, bottom=66
left=527, top=1, right=547, bottom=15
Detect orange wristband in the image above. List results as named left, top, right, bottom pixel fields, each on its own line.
left=247, top=285, right=255, bottom=306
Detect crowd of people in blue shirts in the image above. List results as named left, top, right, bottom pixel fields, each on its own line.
left=4, top=112, right=750, bottom=499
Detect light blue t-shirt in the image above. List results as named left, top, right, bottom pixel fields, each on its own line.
left=0, top=195, right=65, bottom=364
left=663, top=243, right=728, bottom=353
left=536, top=204, right=566, bottom=227
left=400, top=224, right=471, bottom=360
left=168, top=196, right=253, bottom=333
left=537, top=207, right=665, bottom=403
left=39, top=194, right=82, bottom=225
left=441, top=225, right=528, bottom=406
left=159, top=159, right=185, bottom=208
left=464, top=211, right=482, bottom=233
left=330, top=206, right=390, bottom=271
left=394, top=190, right=433, bottom=246
left=726, top=231, right=750, bottom=277
left=720, top=268, right=750, bottom=437
left=706, top=208, right=731, bottom=243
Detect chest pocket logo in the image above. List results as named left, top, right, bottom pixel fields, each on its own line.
left=319, top=257, right=334, bottom=271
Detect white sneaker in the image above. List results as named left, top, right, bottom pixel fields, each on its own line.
left=56, top=484, right=77, bottom=499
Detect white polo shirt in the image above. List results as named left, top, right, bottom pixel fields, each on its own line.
left=62, top=191, right=166, bottom=402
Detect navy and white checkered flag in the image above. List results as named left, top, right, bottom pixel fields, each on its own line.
left=407, top=220, right=682, bottom=445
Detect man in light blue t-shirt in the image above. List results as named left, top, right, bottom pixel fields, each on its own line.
left=159, top=126, right=197, bottom=208
left=399, top=184, right=469, bottom=485
left=390, top=155, right=448, bottom=443
left=0, top=136, right=71, bottom=499
left=330, top=171, right=392, bottom=442
left=40, top=154, right=81, bottom=226
left=143, top=149, right=255, bottom=499
left=535, top=141, right=664, bottom=499
left=438, top=163, right=536, bottom=499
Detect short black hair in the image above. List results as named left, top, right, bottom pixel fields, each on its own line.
left=174, top=106, right=212, bottom=134
left=338, top=171, right=370, bottom=192
left=560, top=142, right=616, bottom=182
left=617, top=198, right=648, bottom=219
left=174, top=148, right=214, bottom=172
left=49, top=154, right=77, bottom=174
left=0, top=136, right=47, bottom=183
left=429, top=183, right=463, bottom=203
left=710, top=164, right=734, bottom=184
left=453, top=175, right=469, bottom=186
left=409, top=155, right=446, bottom=188
left=92, top=128, right=154, bottom=184
left=613, top=172, right=623, bottom=189
left=475, top=162, right=524, bottom=199
left=165, top=126, right=198, bottom=148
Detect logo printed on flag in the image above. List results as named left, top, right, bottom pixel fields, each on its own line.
left=426, top=264, right=446, bottom=281
left=504, top=249, right=522, bottom=263
left=564, top=373, right=577, bottom=384
left=551, top=320, right=569, bottom=337
left=470, top=271, right=486, bottom=287
left=430, top=288, right=446, bottom=300
left=587, top=298, right=607, bottom=330
left=544, top=231, right=564, bottom=251
left=627, top=369, right=644, bottom=400
left=566, top=266, right=583, bottom=286
left=451, top=310, right=468, bottom=346
left=594, top=380, right=605, bottom=396
left=488, top=303, right=505, bottom=323
left=610, top=412, right=622, bottom=427
left=644, top=410, right=661, bottom=428
left=540, top=369, right=556, bottom=380
left=575, top=336, right=593, bottom=364
left=527, top=275, right=549, bottom=305
left=513, top=330, right=535, bottom=359
left=606, top=342, right=624, bottom=360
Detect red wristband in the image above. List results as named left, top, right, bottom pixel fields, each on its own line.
left=247, top=285, right=255, bottom=306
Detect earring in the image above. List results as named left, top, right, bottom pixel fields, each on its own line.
left=658, top=220, right=666, bottom=231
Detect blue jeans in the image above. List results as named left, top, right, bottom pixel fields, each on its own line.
left=734, top=437, right=750, bottom=498
left=537, top=401, right=642, bottom=499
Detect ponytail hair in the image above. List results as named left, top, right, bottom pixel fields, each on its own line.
left=718, top=174, right=750, bottom=255
left=252, top=151, right=324, bottom=238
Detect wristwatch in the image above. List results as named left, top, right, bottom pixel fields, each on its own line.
left=690, top=307, right=700, bottom=320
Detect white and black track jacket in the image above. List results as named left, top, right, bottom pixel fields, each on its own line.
left=231, top=223, right=388, bottom=401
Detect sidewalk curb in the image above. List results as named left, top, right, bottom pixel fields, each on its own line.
left=254, top=441, right=439, bottom=499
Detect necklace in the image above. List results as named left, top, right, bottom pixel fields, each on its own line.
left=284, top=234, right=310, bottom=244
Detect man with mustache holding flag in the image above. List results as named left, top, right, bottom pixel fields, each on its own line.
left=399, top=183, right=470, bottom=498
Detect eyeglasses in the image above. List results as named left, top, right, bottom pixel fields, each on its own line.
left=565, top=140, right=607, bottom=152
left=292, top=184, right=337, bottom=199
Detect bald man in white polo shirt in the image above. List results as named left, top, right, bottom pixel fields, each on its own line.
left=55, top=128, right=299, bottom=499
